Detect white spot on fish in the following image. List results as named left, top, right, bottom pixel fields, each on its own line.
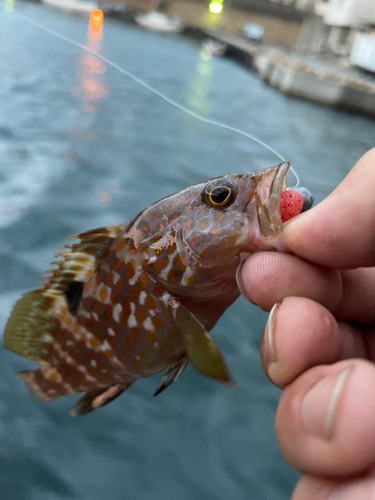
left=139, top=291, right=147, bottom=305
left=112, top=272, right=121, bottom=285
left=77, top=365, right=97, bottom=382
left=161, top=292, right=170, bottom=305
left=128, top=315, right=137, bottom=328
left=113, top=303, right=122, bottom=323
left=143, top=317, right=154, bottom=331
left=159, top=260, right=173, bottom=281
left=129, top=267, right=141, bottom=286
left=181, top=266, right=195, bottom=286
left=101, top=340, right=112, bottom=352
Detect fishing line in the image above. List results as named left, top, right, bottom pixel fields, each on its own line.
left=2, top=2, right=300, bottom=188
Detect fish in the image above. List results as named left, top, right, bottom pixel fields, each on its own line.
left=3, top=161, right=304, bottom=416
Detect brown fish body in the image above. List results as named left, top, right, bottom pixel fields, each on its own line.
left=4, top=163, right=290, bottom=415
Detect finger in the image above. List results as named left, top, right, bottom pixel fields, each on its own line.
left=238, top=252, right=342, bottom=313
left=239, top=252, right=375, bottom=323
left=292, top=475, right=375, bottom=500
left=275, top=359, right=375, bottom=477
left=337, top=267, right=375, bottom=323
left=260, top=297, right=366, bottom=388
left=283, top=148, right=375, bottom=269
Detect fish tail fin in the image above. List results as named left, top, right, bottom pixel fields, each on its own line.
left=4, top=225, right=125, bottom=407
left=4, top=290, right=73, bottom=402
left=4, top=290, right=59, bottom=363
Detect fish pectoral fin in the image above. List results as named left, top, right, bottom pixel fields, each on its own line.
left=153, top=356, right=189, bottom=397
left=70, top=381, right=132, bottom=417
left=172, top=304, right=234, bottom=386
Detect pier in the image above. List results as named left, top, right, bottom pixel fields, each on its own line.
left=201, top=31, right=375, bottom=117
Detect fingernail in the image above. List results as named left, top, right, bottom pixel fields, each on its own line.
left=264, top=302, right=281, bottom=364
left=301, top=365, right=354, bottom=439
left=236, top=262, right=255, bottom=304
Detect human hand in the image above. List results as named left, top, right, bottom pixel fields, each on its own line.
left=238, top=148, right=375, bottom=499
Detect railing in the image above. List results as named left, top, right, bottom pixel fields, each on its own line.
left=231, top=0, right=316, bottom=11
left=225, top=0, right=317, bottom=19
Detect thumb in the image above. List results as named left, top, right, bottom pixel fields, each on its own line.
left=284, top=148, right=375, bottom=269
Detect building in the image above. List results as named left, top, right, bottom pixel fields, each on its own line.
left=297, top=0, right=375, bottom=58
left=100, top=0, right=159, bottom=12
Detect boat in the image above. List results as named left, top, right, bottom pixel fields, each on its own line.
left=98, top=2, right=127, bottom=14
left=241, top=23, right=264, bottom=43
left=201, top=39, right=227, bottom=57
left=42, top=0, right=98, bottom=15
left=134, top=11, right=184, bottom=33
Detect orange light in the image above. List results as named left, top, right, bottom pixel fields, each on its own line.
left=90, top=9, right=104, bottom=30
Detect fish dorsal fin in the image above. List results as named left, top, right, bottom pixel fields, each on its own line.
left=40, top=225, right=124, bottom=294
left=4, top=225, right=125, bottom=362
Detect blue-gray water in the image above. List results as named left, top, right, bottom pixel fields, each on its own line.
left=0, top=2, right=374, bottom=499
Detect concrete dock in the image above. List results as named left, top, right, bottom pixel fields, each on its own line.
left=203, top=31, right=375, bottom=117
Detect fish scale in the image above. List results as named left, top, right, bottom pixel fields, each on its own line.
left=3, top=162, right=308, bottom=416
left=74, top=239, right=186, bottom=379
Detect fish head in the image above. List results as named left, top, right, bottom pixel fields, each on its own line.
left=173, top=161, right=290, bottom=270
left=129, top=162, right=290, bottom=298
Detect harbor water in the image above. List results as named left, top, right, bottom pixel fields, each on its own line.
left=0, top=2, right=374, bottom=499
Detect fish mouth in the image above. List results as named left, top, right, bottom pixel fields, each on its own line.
left=256, top=161, right=290, bottom=240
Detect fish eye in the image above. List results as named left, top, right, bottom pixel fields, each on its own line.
left=202, top=180, right=236, bottom=208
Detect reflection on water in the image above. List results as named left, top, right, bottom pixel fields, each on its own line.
left=185, top=50, right=215, bottom=116
left=68, top=10, right=113, bottom=201
left=183, top=49, right=216, bottom=143
left=4, top=0, right=13, bottom=12
left=70, top=11, right=108, bottom=122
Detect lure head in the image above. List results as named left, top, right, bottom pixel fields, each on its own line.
left=128, top=162, right=290, bottom=297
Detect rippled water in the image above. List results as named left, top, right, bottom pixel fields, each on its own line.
left=0, top=2, right=374, bottom=499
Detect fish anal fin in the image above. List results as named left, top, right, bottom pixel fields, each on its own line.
left=17, top=369, right=71, bottom=403
left=70, top=381, right=132, bottom=417
left=4, top=291, right=58, bottom=362
left=153, top=356, right=189, bottom=396
left=172, top=304, right=234, bottom=386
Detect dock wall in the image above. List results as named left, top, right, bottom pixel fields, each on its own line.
left=202, top=32, right=375, bottom=118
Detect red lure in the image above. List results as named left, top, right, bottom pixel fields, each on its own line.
left=280, top=190, right=304, bottom=223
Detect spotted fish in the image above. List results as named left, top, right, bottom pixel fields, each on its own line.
left=4, top=162, right=303, bottom=416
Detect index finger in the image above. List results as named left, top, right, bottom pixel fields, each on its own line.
left=284, top=148, right=375, bottom=269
